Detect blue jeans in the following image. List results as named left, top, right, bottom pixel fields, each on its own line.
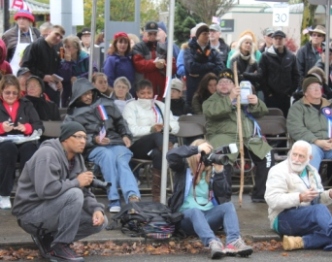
left=310, top=144, right=332, bottom=170
left=88, top=145, right=140, bottom=203
left=180, top=202, right=240, bottom=246
left=278, top=204, right=332, bottom=250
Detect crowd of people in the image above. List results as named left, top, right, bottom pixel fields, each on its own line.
left=2, top=8, right=332, bottom=261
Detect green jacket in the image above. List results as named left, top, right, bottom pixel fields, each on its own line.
left=287, top=97, right=332, bottom=143
left=202, top=92, right=271, bottom=163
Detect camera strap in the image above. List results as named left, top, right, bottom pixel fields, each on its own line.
left=192, top=157, right=213, bottom=206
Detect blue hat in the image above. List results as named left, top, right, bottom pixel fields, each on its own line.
left=157, top=22, right=167, bottom=34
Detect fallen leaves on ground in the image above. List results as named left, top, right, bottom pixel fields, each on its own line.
left=0, top=238, right=283, bottom=260
left=252, top=239, right=283, bottom=251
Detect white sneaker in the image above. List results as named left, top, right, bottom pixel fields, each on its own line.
left=109, top=206, right=121, bottom=213
left=209, top=240, right=225, bottom=259
left=0, top=196, right=12, bottom=210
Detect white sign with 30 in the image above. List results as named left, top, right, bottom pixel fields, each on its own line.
left=273, top=4, right=289, bottom=27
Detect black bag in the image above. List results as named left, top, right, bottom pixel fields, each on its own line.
left=107, top=202, right=183, bottom=239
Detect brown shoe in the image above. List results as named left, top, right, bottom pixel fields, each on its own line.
left=282, top=235, right=304, bottom=250
left=128, top=195, right=140, bottom=203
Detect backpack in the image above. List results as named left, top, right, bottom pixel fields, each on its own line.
left=107, top=202, right=183, bottom=239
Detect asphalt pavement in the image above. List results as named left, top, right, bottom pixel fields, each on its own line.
left=0, top=193, right=279, bottom=249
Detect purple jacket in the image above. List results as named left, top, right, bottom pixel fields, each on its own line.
left=103, top=53, right=135, bottom=88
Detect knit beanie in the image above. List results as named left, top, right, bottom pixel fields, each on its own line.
left=218, top=69, right=235, bottom=83
left=195, top=25, right=209, bottom=39
left=59, top=122, right=86, bottom=142
left=14, top=10, right=35, bottom=23
left=302, top=75, right=322, bottom=93
left=157, top=22, right=167, bottom=34
left=171, top=78, right=183, bottom=92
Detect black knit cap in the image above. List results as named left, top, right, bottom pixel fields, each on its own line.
left=195, top=24, right=209, bottom=39
left=59, top=122, right=86, bottom=142
left=26, top=75, right=45, bottom=94
left=218, top=69, right=235, bottom=83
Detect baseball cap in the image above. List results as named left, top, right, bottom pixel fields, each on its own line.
left=263, top=28, right=275, bottom=36
left=209, top=24, right=222, bottom=32
left=17, top=67, right=30, bottom=77
left=272, top=30, right=286, bottom=38
left=145, top=21, right=158, bottom=33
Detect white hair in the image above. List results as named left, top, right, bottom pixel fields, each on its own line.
left=230, top=34, right=256, bottom=65
left=291, top=140, right=312, bottom=157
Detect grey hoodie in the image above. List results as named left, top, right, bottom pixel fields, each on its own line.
left=12, top=138, right=104, bottom=218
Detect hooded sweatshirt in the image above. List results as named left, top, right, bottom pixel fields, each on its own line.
left=64, top=78, right=132, bottom=157
left=12, top=138, right=105, bottom=218
left=0, top=39, right=12, bottom=75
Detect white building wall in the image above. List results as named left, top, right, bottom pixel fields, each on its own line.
left=222, top=12, right=303, bottom=47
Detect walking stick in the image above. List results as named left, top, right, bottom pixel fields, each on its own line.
left=233, top=62, right=245, bottom=207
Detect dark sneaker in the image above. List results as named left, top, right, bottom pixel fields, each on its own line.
left=48, top=243, right=84, bottom=262
left=208, top=239, right=225, bottom=259
left=31, top=233, right=53, bottom=258
left=225, top=238, right=253, bottom=257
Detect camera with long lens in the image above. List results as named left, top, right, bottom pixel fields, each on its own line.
left=89, top=177, right=111, bottom=190
left=201, top=143, right=238, bottom=166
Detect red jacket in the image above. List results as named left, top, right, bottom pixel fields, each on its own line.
left=132, top=41, right=176, bottom=100
left=0, top=39, right=12, bottom=75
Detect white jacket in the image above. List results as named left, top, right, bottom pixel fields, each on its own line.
left=265, top=159, right=332, bottom=228
left=122, top=99, right=179, bottom=141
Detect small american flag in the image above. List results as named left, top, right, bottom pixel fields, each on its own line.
left=212, top=16, right=220, bottom=24
left=99, top=126, right=106, bottom=143
left=12, top=0, right=32, bottom=12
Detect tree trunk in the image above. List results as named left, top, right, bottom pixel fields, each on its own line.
left=300, top=0, right=318, bottom=46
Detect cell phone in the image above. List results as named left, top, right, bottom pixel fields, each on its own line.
left=60, top=47, right=64, bottom=59
left=240, top=81, right=252, bottom=105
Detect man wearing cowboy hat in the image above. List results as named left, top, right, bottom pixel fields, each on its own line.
left=296, top=25, right=326, bottom=86
left=2, top=10, right=40, bottom=75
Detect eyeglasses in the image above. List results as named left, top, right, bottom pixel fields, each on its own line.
left=3, top=91, right=19, bottom=96
left=311, top=33, right=324, bottom=38
left=71, top=135, right=88, bottom=141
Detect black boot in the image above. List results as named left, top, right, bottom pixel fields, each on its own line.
left=252, top=152, right=273, bottom=202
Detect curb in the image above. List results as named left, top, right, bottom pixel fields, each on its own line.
left=0, top=233, right=281, bottom=250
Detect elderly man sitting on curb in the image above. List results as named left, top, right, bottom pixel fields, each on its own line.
left=265, top=140, right=332, bottom=251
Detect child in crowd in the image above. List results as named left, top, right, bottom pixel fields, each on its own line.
left=169, top=78, right=190, bottom=117
left=17, top=67, right=31, bottom=96
left=92, top=72, right=112, bottom=98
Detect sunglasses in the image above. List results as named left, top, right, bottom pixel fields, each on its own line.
left=311, top=33, right=324, bottom=38
left=148, top=32, right=157, bottom=36
left=3, top=91, right=19, bottom=96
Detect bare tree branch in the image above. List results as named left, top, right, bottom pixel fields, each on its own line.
left=179, top=0, right=235, bottom=24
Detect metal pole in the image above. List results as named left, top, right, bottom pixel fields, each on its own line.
left=325, top=0, right=331, bottom=84
left=88, top=0, right=97, bottom=81
left=160, top=0, right=175, bottom=204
